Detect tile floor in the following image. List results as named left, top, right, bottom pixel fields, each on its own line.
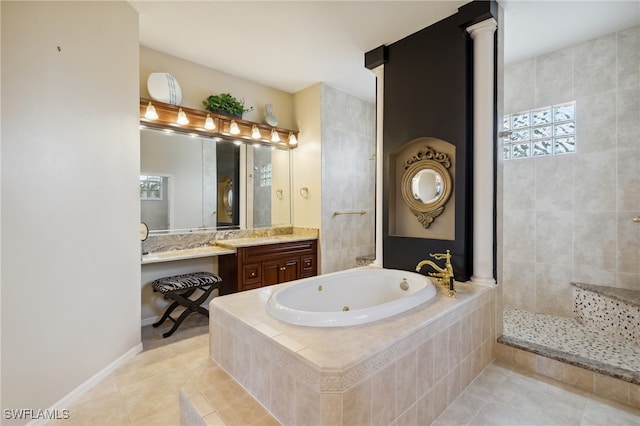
left=48, top=317, right=640, bottom=426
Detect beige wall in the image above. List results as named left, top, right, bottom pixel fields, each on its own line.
left=140, top=47, right=296, bottom=129
left=292, top=84, right=323, bottom=231
left=1, top=1, right=141, bottom=419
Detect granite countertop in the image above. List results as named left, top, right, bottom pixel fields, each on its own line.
left=141, top=234, right=317, bottom=264
left=215, top=235, right=317, bottom=248
left=141, top=245, right=235, bottom=264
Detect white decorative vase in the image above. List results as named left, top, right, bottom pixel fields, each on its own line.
left=264, top=104, right=278, bottom=126
left=147, top=73, right=182, bottom=105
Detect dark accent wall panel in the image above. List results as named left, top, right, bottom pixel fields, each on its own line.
left=381, top=13, right=473, bottom=281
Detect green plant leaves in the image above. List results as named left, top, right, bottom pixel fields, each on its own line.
left=202, top=93, right=253, bottom=118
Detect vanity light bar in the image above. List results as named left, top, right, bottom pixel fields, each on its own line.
left=204, top=114, right=215, bottom=130
left=176, top=108, right=189, bottom=125
left=144, top=102, right=158, bottom=120
left=139, top=98, right=299, bottom=149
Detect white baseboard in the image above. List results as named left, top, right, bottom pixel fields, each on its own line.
left=141, top=316, right=160, bottom=327
left=27, top=342, right=143, bottom=426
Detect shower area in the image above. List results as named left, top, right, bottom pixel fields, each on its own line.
left=500, top=25, right=640, bottom=388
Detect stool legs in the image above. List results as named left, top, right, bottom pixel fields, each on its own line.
left=152, top=288, right=196, bottom=330
left=152, top=285, right=215, bottom=338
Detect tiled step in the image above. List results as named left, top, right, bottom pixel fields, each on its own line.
left=572, top=282, right=640, bottom=346
left=179, top=359, right=278, bottom=426
left=496, top=341, right=640, bottom=409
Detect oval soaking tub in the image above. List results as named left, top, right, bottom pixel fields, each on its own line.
left=266, top=267, right=436, bottom=327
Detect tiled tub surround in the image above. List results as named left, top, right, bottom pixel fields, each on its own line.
left=209, top=277, right=496, bottom=425
left=573, top=282, right=640, bottom=345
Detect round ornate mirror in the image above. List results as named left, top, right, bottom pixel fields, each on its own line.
left=401, top=156, right=452, bottom=229
left=411, top=169, right=444, bottom=204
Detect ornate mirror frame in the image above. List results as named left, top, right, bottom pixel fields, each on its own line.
left=400, top=146, right=452, bottom=228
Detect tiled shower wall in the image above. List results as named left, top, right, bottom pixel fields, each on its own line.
left=320, top=85, right=376, bottom=273
left=503, top=26, right=640, bottom=318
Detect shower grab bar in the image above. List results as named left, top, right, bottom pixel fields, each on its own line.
left=333, top=210, right=366, bottom=216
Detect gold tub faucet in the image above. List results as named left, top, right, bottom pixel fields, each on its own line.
left=415, top=250, right=456, bottom=297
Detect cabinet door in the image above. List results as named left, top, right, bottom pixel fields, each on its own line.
left=262, top=260, right=282, bottom=286
left=262, top=258, right=300, bottom=286
left=280, top=258, right=300, bottom=283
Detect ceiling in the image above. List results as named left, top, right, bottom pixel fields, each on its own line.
left=130, top=1, right=640, bottom=103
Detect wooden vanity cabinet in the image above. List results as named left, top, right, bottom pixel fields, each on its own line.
left=218, top=239, right=317, bottom=295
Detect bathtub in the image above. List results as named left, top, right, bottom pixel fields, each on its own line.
left=266, top=267, right=437, bottom=327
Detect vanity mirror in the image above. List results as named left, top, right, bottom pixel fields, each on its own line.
left=400, top=146, right=452, bottom=229
left=140, top=127, right=292, bottom=234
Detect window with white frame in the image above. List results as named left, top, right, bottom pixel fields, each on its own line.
left=140, top=175, right=163, bottom=200
left=503, top=101, right=576, bottom=160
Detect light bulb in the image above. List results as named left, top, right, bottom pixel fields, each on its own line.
left=204, top=114, right=215, bottom=130
left=288, top=132, right=298, bottom=146
left=251, top=125, right=261, bottom=139
left=144, top=102, right=158, bottom=120
left=271, top=129, right=280, bottom=142
left=177, top=108, right=189, bottom=125
left=229, top=120, right=240, bottom=135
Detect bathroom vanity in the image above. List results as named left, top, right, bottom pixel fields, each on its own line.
left=217, top=237, right=317, bottom=295
left=140, top=231, right=318, bottom=324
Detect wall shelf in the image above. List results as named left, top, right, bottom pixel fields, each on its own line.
left=139, top=98, right=299, bottom=149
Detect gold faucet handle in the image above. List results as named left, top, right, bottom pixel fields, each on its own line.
left=429, top=249, right=451, bottom=262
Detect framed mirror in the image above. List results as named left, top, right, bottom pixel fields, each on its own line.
left=411, top=168, right=444, bottom=203
left=400, top=146, right=452, bottom=228
left=140, top=127, right=292, bottom=234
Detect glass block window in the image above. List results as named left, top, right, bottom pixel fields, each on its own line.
left=140, top=175, right=163, bottom=200
left=503, top=101, right=576, bottom=160
left=260, top=164, right=272, bottom=187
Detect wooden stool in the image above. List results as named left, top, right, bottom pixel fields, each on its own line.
left=151, top=272, right=221, bottom=338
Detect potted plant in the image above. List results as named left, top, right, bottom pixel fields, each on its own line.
left=202, top=93, right=253, bottom=119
